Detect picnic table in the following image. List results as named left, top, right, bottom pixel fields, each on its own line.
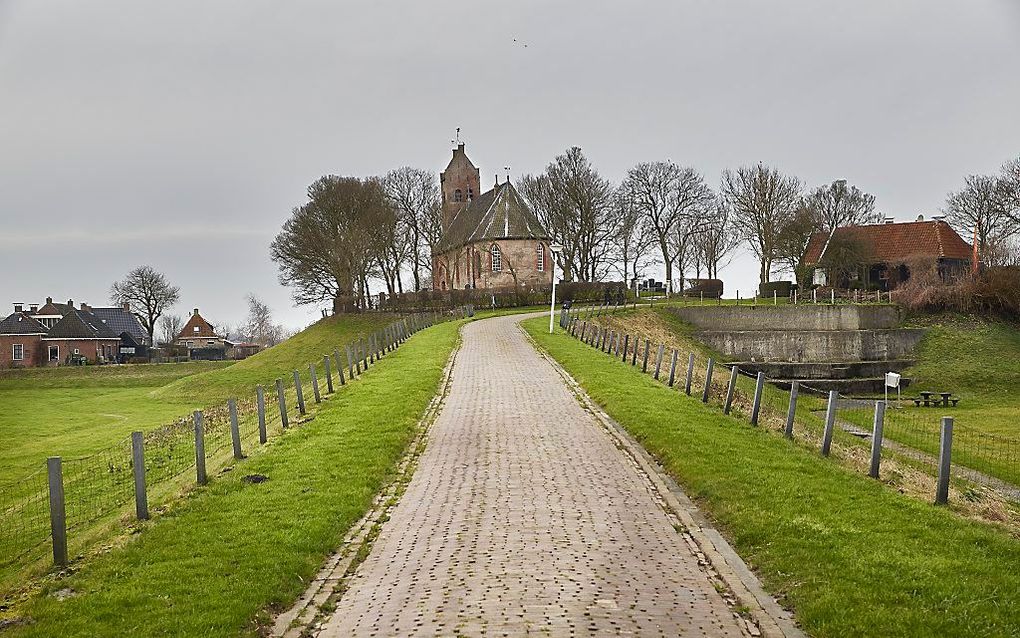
left=913, top=391, right=960, bottom=407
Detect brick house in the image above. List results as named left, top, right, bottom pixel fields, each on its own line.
left=432, top=143, right=553, bottom=291
left=175, top=308, right=231, bottom=359
left=41, top=306, right=122, bottom=365
left=804, top=219, right=974, bottom=291
left=0, top=312, right=47, bottom=369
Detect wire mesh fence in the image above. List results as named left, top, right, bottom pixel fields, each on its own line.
left=565, top=315, right=1020, bottom=503
left=0, top=306, right=470, bottom=579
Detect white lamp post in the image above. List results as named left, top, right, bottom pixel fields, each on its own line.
left=548, top=243, right=564, bottom=333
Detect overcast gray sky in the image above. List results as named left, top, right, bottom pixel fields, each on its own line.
left=2, top=0, right=1018, bottom=329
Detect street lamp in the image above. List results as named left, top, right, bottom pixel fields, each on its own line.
left=548, top=243, right=564, bottom=333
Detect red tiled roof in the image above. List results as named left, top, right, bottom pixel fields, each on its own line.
left=176, top=311, right=219, bottom=339
left=804, top=220, right=973, bottom=266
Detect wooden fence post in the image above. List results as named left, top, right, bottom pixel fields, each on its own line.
left=935, top=416, right=954, bottom=505
left=653, top=344, right=665, bottom=380
left=750, top=372, right=765, bottom=425
left=193, top=410, right=207, bottom=485
left=228, top=398, right=243, bottom=460
left=47, top=456, right=67, bottom=566
left=701, top=358, right=714, bottom=403
left=784, top=381, right=798, bottom=439
left=821, top=390, right=838, bottom=456
left=256, top=385, right=268, bottom=443
left=131, top=431, right=148, bottom=520
left=622, top=334, right=629, bottom=362
left=293, top=370, right=306, bottom=415
left=310, top=364, right=321, bottom=404
left=685, top=353, right=695, bottom=395
left=631, top=338, right=639, bottom=366
left=869, top=401, right=885, bottom=478
left=334, top=349, right=346, bottom=386
left=276, top=378, right=289, bottom=428
left=667, top=349, right=678, bottom=387
left=641, top=340, right=651, bottom=373
left=323, top=355, right=334, bottom=393
left=724, top=366, right=739, bottom=414
left=346, top=345, right=356, bottom=378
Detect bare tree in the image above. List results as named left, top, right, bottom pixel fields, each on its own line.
left=623, top=161, right=714, bottom=292
left=720, top=164, right=802, bottom=285
left=999, top=156, right=1020, bottom=224
left=110, top=265, right=180, bottom=343
left=612, top=185, right=659, bottom=288
left=517, top=147, right=618, bottom=282
left=383, top=167, right=442, bottom=291
left=944, top=173, right=1018, bottom=265
left=775, top=201, right=823, bottom=289
left=157, top=314, right=183, bottom=347
left=271, top=175, right=393, bottom=312
left=692, top=199, right=742, bottom=280
left=241, top=294, right=284, bottom=348
left=806, top=179, right=879, bottom=232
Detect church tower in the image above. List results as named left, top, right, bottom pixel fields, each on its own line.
left=439, top=143, right=481, bottom=230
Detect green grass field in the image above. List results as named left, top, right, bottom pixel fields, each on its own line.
left=523, top=316, right=1020, bottom=638
left=3, top=319, right=462, bottom=637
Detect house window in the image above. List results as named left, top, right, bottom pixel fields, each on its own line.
left=186, top=341, right=194, bottom=348
left=12, top=344, right=24, bottom=361
left=536, top=243, right=545, bottom=272
left=73, top=348, right=80, bottom=355
left=207, top=340, right=215, bottom=345
left=193, top=326, right=200, bottom=332
left=454, top=189, right=463, bottom=202
left=491, top=244, right=502, bottom=272
left=48, top=345, right=59, bottom=361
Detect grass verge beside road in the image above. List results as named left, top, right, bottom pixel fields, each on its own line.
left=523, top=317, right=1020, bottom=638
left=3, top=320, right=462, bottom=638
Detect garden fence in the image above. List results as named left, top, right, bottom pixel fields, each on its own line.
left=0, top=306, right=471, bottom=578
left=562, top=306, right=1019, bottom=505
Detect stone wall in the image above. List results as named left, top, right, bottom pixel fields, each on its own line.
left=668, top=305, right=902, bottom=331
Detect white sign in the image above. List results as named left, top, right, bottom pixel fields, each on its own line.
left=885, top=372, right=901, bottom=388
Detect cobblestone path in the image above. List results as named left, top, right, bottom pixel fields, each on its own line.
left=319, top=314, right=749, bottom=636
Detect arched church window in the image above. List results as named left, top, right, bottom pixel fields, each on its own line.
left=536, top=243, right=545, bottom=272
left=490, top=244, right=502, bottom=273
left=454, top=189, right=463, bottom=202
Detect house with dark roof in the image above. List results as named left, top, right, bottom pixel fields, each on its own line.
left=41, top=306, right=122, bottom=365
left=0, top=311, right=48, bottom=368
left=432, top=143, right=552, bottom=291
left=804, top=218, right=974, bottom=291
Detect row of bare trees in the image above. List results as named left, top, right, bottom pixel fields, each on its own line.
left=273, top=152, right=1020, bottom=308
left=517, top=148, right=883, bottom=291
left=943, top=156, right=1020, bottom=267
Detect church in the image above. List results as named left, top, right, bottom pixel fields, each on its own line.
left=432, top=143, right=553, bottom=291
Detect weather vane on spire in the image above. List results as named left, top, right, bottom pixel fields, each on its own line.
left=456, top=127, right=461, bottom=144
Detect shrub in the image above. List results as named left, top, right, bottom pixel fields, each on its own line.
left=684, top=279, right=724, bottom=298
left=759, top=280, right=793, bottom=298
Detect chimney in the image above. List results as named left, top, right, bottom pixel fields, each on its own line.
left=67, top=299, right=74, bottom=309
left=14, top=303, right=23, bottom=313
left=122, top=302, right=130, bottom=311
left=80, top=302, right=90, bottom=312
left=29, top=304, right=38, bottom=313
left=193, top=308, right=200, bottom=316
left=916, top=214, right=924, bottom=222
left=46, top=297, right=53, bottom=304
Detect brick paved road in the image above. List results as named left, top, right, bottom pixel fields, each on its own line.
left=319, top=314, right=748, bottom=637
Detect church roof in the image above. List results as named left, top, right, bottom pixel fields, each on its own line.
left=436, top=182, right=549, bottom=252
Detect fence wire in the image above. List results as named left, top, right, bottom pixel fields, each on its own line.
left=567, top=315, right=1020, bottom=498
left=0, top=306, right=468, bottom=578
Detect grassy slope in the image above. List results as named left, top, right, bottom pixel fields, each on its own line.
left=6, top=320, right=461, bottom=638
left=0, top=363, right=229, bottom=485
left=524, top=317, right=1020, bottom=638
left=154, top=313, right=392, bottom=406
left=904, top=313, right=1020, bottom=438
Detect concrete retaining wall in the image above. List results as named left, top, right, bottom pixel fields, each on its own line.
left=732, top=359, right=915, bottom=380
left=668, top=305, right=902, bottom=331
left=699, top=328, right=926, bottom=363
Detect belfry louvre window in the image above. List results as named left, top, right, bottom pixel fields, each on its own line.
left=536, top=244, right=545, bottom=271
left=454, top=189, right=463, bottom=202
left=490, top=244, right=502, bottom=273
